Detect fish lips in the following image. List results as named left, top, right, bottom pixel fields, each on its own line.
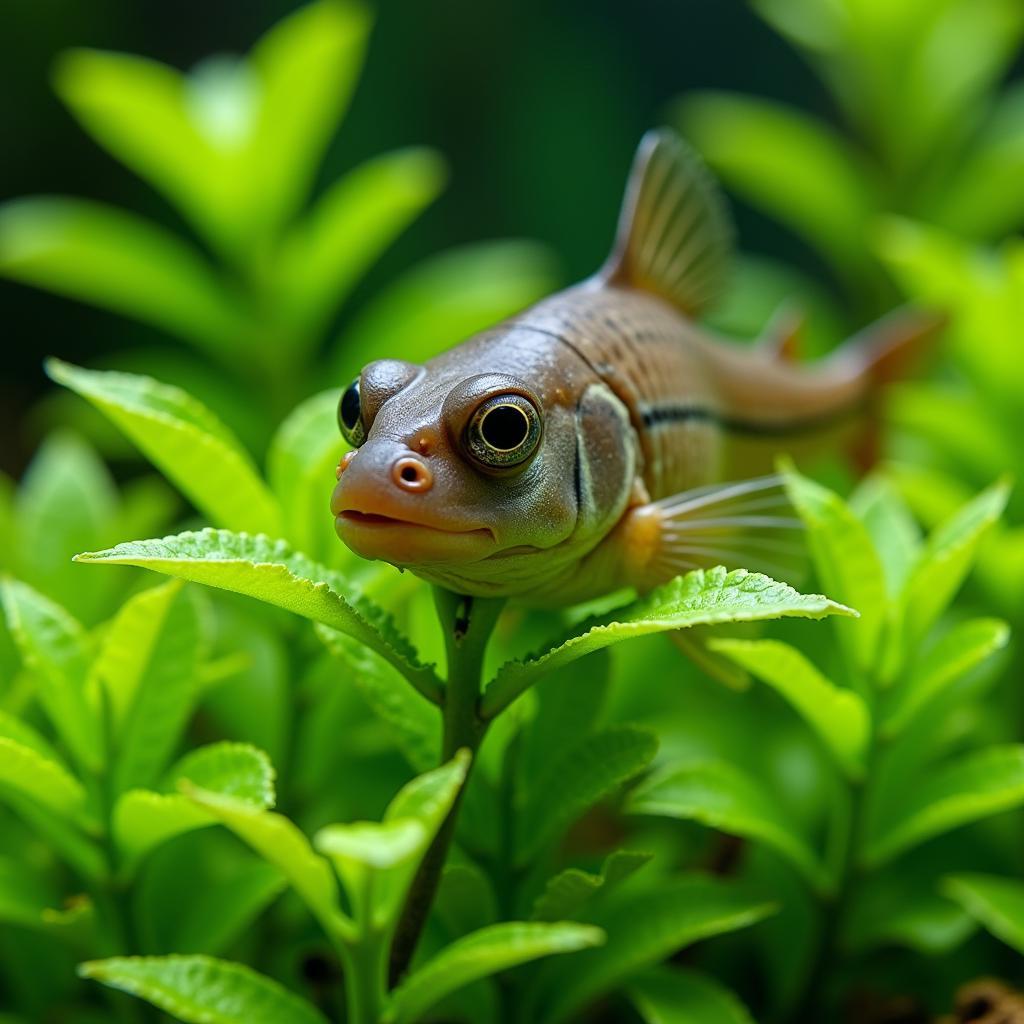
left=332, top=493, right=497, bottom=566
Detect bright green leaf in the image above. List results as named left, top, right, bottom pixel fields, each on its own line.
left=114, top=742, right=275, bottom=867
left=883, top=618, right=1010, bottom=737
left=53, top=49, right=252, bottom=257
left=246, top=0, right=372, bottom=239
left=0, top=737, right=91, bottom=826
left=47, top=360, right=281, bottom=535
left=387, top=922, right=603, bottom=1024
left=185, top=788, right=345, bottom=940
left=316, top=626, right=440, bottom=771
left=89, top=580, right=184, bottom=732
left=628, top=760, right=829, bottom=892
left=677, top=92, right=875, bottom=280
left=897, top=480, right=1010, bottom=655
left=1, top=578, right=100, bottom=771
left=531, top=850, right=651, bottom=922
left=865, top=745, right=1024, bottom=867
left=110, top=585, right=205, bottom=794
left=276, top=148, right=446, bottom=334
left=483, top=567, right=853, bottom=718
left=708, top=638, right=870, bottom=778
left=532, top=875, right=775, bottom=1024
left=13, top=431, right=120, bottom=623
left=79, top=955, right=327, bottom=1024
left=0, top=198, right=245, bottom=353
left=74, top=528, right=441, bottom=704
left=783, top=466, right=884, bottom=673
left=266, top=389, right=345, bottom=563
left=850, top=474, right=922, bottom=597
left=629, top=967, right=756, bottom=1024
left=518, top=727, right=657, bottom=865
left=944, top=873, right=1024, bottom=955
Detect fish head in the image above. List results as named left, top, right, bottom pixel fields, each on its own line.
left=330, top=332, right=637, bottom=595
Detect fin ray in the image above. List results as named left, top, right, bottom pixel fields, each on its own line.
left=601, top=128, right=733, bottom=316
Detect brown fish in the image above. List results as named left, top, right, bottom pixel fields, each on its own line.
left=330, top=129, right=940, bottom=604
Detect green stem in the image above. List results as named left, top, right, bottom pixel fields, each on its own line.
left=388, top=590, right=505, bottom=983
left=793, top=731, right=880, bottom=1020
left=340, top=931, right=389, bottom=1024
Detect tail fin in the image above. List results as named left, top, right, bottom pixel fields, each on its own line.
left=599, top=128, right=734, bottom=317
left=835, top=305, right=947, bottom=470
left=838, top=305, right=947, bottom=387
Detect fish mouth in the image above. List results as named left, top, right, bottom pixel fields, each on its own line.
left=334, top=507, right=497, bottom=566
left=337, top=509, right=493, bottom=538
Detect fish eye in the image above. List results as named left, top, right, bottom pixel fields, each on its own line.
left=338, top=379, right=366, bottom=447
left=465, top=393, right=541, bottom=468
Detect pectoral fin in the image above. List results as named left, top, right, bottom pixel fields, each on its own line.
left=618, top=475, right=805, bottom=592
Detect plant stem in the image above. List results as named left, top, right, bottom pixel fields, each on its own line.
left=388, top=589, right=504, bottom=983
left=793, top=735, right=879, bottom=1020
left=340, top=931, right=389, bottom=1024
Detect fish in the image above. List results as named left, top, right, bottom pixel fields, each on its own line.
left=329, top=128, right=942, bottom=605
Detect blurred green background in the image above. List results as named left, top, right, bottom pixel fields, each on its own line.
left=1, top=0, right=832, bottom=474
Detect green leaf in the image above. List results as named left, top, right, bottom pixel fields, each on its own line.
left=882, top=618, right=1010, bottom=737
left=629, top=967, right=756, bottom=1024
left=0, top=198, right=245, bottom=353
left=386, top=922, right=603, bottom=1024
left=943, top=873, right=1024, bottom=955
left=90, top=580, right=183, bottom=732
left=312, top=752, right=469, bottom=928
left=896, top=480, right=1010, bottom=655
left=844, top=871, right=976, bottom=955
left=266, top=389, right=346, bottom=564
left=79, top=955, right=327, bottom=1024
left=850, top=475, right=922, bottom=597
left=245, top=0, right=371, bottom=240
left=316, top=626, right=440, bottom=772
left=1, top=578, right=100, bottom=771
left=865, top=745, right=1024, bottom=867
left=314, top=819, right=426, bottom=924
left=329, top=240, right=558, bottom=383
left=531, top=850, right=652, bottom=922
left=109, top=584, right=206, bottom=794
left=783, top=466, right=885, bottom=673
left=114, top=742, right=275, bottom=867
left=518, top=727, right=657, bottom=865
left=531, top=875, right=776, bottom=1024
left=13, top=431, right=119, bottom=623
left=276, top=148, right=446, bottom=334
left=0, top=737, right=91, bottom=826
left=167, top=742, right=276, bottom=805
left=47, top=360, right=281, bottom=535
left=933, top=82, right=1024, bottom=238
left=53, top=48, right=253, bottom=257
left=676, top=93, right=875, bottom=280
left=627, top=760, right=828, bottom=892
left=74, top=528, right=441, bottom=704
left=184, top=788, right=345, bottom=940
left=520, top=651, right=611, bottom=797
left=707, top=638, right=870, bottom=778
left=483, top=567, right=853, bottom=718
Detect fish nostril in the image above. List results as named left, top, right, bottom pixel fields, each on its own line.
left=392, top=456, right=433, bottom=493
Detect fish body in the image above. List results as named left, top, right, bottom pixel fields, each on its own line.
left=331, top=130, right=940, bottom=604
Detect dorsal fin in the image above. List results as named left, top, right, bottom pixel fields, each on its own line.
left=599, top=128, right=733, bottom=317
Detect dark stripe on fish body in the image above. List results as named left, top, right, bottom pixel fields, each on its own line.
left=641, top=400, right=863, bottom=437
